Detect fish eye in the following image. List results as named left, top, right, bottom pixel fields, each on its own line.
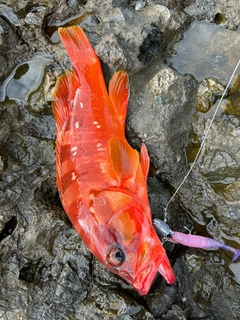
left=107, top=246, right=125, bottom=267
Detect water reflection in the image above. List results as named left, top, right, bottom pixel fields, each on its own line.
left=170, top=20, right=240, bottom=84
left=0, top=54, right=51, bottom=103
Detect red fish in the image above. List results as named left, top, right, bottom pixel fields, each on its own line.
left=52, top=26, right=175, bottom=295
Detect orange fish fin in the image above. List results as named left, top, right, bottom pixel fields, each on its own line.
left=58, top=26, right=99, bottom=75
left=109, top=137, right=139, bottom=184
left=52, top=70, right=80, bottom=134
left=52, top=70, right=80, bottom=193
left=109, top=71, right=129, bottom=125
left=140, top=144, right=150, bottom=180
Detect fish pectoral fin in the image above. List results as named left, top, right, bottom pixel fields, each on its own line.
left=140, top=143, right=150, bottom=180
left=109, top=137, right=139, bottom=184
left=52, top=70, right=80, bottom=134
left=109, top=71, right=129, bottom=126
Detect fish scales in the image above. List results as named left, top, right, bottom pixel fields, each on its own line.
left=52, top=26, right=175, bottom=295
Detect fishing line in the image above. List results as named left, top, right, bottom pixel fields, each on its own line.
left=164, top=58, right=240, bottom=220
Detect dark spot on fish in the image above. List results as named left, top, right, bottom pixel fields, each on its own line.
left=0, top=216, right=18, bottom=242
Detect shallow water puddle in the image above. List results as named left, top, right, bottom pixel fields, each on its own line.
left=43, top=12, right=91, bottom=44
left=229, top=261, right=240, bottom=284
left=0, top=54, right=51, bottom=103
left=170, top=20, right=240, bottom=84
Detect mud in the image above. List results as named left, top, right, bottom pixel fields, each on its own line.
left=0, top=0, right=240, bottom=319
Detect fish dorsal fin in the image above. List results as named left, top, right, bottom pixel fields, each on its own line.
left=52, top=70, right=80, bottom=134
left=109, top=137, right=139, bottom=185
left=140, top=143, right=150, bottom=180
left=52, top=70, right=80, bottom=194
left=109, top=71, right=129, bottom=126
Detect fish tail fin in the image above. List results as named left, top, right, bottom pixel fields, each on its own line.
left=232, top=249, right=240, bottom=262
left=109, top=70, right=129, bottom=126
left=58, top=26, right=100, bottom=76
left=52, top=70, right=80, bottom=192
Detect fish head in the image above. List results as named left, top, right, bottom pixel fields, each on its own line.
left=76, top=190, right=175, bottom=295
left=104, top=204, right=175, bottom=295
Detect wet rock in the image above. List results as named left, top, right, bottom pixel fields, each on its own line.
left=0, top=4, right=22, bottom=27
left=128, top=66, right=198, bottom=180
left=197, top=77, right=225, bottom=112
left=185, top=0, right=240, bottom=29
left=176, top=253, right=240, bottom=319
left=145, top=282, right=177, bottom=317
left=0, top=0, right=240, bottom=319
left=138, top=24, right=162, bottom=65
left=0, top=16, right=29, bottom=81
left=74, top=284, right=154, bottom=319
left=164, top=304, right=188, bottom=320
left=95, top=33, right=134, bottom=71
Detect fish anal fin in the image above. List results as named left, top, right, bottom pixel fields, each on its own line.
left=109, top=137, right=139, bottom=185
left=109, top=71, right=129, bottom=126
left=140, top=143, right=150, bottom=180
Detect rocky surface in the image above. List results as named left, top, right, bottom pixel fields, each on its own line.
left=0, top=0, right=240, bottom=319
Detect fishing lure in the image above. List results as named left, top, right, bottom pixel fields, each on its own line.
left=153, top=219, right=240, bottom=262
left=52, top=26, right=175, bottom=296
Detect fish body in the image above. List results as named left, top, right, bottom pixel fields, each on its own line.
left=52, top=26, right=175, bottom=295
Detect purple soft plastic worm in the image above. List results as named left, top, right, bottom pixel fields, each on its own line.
left=172, top=232, right=240, bottom=262
left=153, top=219, right=240, bottom=262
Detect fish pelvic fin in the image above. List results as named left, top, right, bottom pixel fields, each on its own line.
left=109, top=71, right=129, bottom=127
left=52, top=70, right=80, bottom=193
left=109, top=137, right=139, bottom=187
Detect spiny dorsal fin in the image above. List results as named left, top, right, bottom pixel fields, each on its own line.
left=109, top=137, right=139, bottom=185
left=109, top=71, right=129, bottom=126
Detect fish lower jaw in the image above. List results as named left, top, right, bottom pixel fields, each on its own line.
left=132, top=263, right=157, bottom=296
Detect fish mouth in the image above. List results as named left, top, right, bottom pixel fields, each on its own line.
left=133, top=263, right=157, bottom=296
left=158, top=255, right=175, bottom=285
left=133, top=254, right=175, bottom=296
